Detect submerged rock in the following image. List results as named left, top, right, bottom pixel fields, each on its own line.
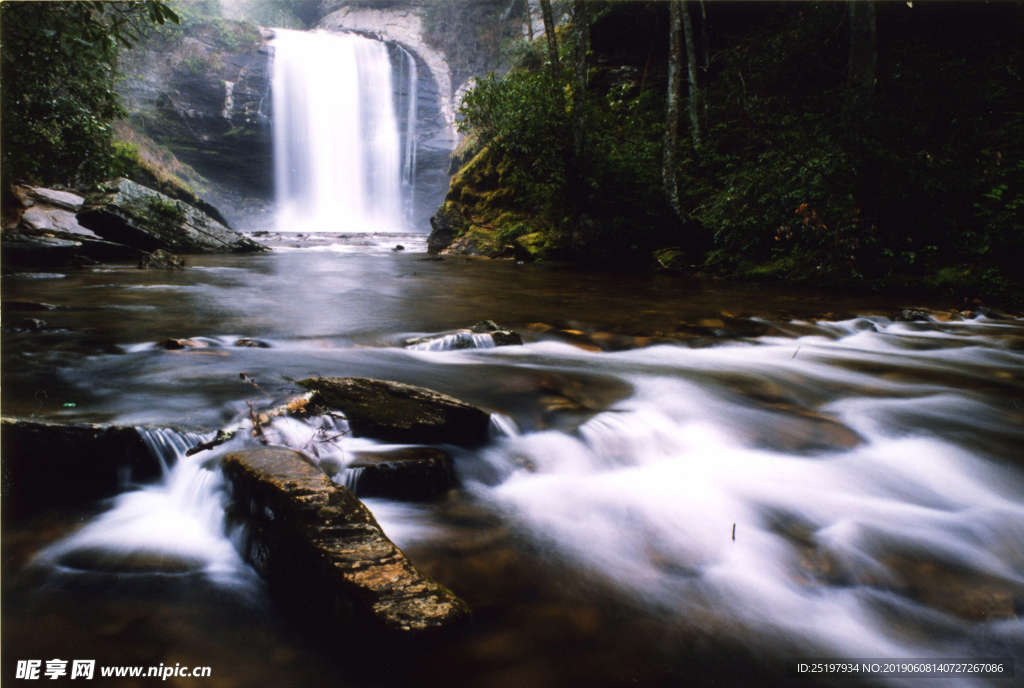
left=234, top=338, right=270, bottom=348
left=299, top=377, right=491, bottom=447
left=347, top=446, right=456, bottom=501
left=164, top=338, right=208, bottom=350
left=405, top=321, right=524, bottom=350
left=77, top=178, right=268, bottom=254
left=0, top=417, right=162, bottom=519
left=138, top=248, right=184, bottom=269
left=221, top=447, right=469, bottom=636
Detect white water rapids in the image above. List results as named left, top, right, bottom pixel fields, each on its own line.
left=271, top=29, right=414, bottom=233
left=31, top=314, right=1024, bottom=685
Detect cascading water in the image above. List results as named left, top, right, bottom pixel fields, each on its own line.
left=271, top=29, right=411, bottom=234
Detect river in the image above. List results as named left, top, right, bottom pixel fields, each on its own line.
left=3, top=236, right=1023, bottom=687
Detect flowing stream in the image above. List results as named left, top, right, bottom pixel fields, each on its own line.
left=3, top=247, right=1022, bottom=687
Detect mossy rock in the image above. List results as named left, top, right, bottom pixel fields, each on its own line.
left=448, top=133, right=482, bottom=175
left=516, top=232, right=552, bottom=260
left=653, top=247, right=690, bottom=271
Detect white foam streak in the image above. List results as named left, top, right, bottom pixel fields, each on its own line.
left=466, top=323, right=1024, bottom=679
left=37, top=428, right=249, bottom=583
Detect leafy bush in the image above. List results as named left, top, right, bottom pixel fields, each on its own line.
left=0, top=1, right=178, bottom=186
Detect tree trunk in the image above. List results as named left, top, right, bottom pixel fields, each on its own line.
left=572, top=0, right=589, bottom=160
left=700, top=0, right=710, bottom=128
left=681, top=1, right=702, bottom=150
left=524, top=0, right=534, bottom=42
left=539, top=0, right=559, bottom=78
left=664, top=0, right=684, bottom=219
left=843, top=0, right=877, bottom=139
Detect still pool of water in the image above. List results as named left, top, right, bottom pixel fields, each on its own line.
left=3, top=239, right=1023, bottom=687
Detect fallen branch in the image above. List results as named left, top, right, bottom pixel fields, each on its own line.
left=186, top=391, right=318, bottom=455
left=185, top=428, right=237, bottom=456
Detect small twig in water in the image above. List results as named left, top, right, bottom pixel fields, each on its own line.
left=1014, top=398, right=1024, bottom=411
left=791, top=346, right=800, bottom=360
left=318, top=431, right=351, bottom=443
left=32, top=389, right=47, bottom=417
left=732, top=523, right=736, bottom=541
left=247, top=401, right=264, bottom=438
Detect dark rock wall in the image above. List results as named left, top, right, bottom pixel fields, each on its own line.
left=119, top=36, right=275, bottom=229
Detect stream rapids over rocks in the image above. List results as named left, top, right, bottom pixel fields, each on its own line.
left=2, top=239, right=1023, bottom=687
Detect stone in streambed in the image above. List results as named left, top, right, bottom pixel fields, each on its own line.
left=57, top=548, right=205, bottom=574
left=220, top=447, right=468, bottom=637
left=347, top=447, right=456, bottom=501
left=0, top=417, right=163, bottom=520
left=138, top=248, right=184, bottom=269
left=299, top=377, right=491, bottom=448
left=164, top=338, right=208, bottom=349
left=404, top=321, right=523, bottom=350
left=234, top=338, right=271, bottom=348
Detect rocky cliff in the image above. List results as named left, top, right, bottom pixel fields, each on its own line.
left=118, top=24, right=274, bottom=228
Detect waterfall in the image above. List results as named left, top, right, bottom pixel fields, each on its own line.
left=398, top=46, right=418, bottom=227
left=271, top=29, right=410, bottom=234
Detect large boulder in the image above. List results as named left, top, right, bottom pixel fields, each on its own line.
left=77, top=178, right=267, bottom=254
left=0, top=417, right=163, bottom=520
left=221, top=447, right=469, bottom=637
left=299, top=377, right=491, bottom=448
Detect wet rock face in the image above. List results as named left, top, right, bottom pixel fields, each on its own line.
left=299, top=377, right=491, bottom=448
left=220, top=447, right=469, bottom=636
left=0, top=418, right=161, bottom=520
left=428, top=208, right=459, bottom=254
left=347, top=446, right=456, bottom=501
left=77, top=178, right=267, bottom=254
left=118, top=35, right=274, bottom=215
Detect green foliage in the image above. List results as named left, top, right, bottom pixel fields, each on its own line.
left=458, top=27, right=680, bottom=266
left=110, top=142, right=143, bottom=178
left=452, top=1, right=1022, bottom=297
left=0, top=1, right=179, bottom=186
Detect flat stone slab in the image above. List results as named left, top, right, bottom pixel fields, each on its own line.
left=299, top=377, right=491, bottom=447
left=348, top=446, right=456, bottom=501
left=27, top=187, right=85, bottom=211
left=21, top=207, right=98, bottom=237
left=221, top=447, right=469, bottom=637
left=0, top=417, right=161, bottom=519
